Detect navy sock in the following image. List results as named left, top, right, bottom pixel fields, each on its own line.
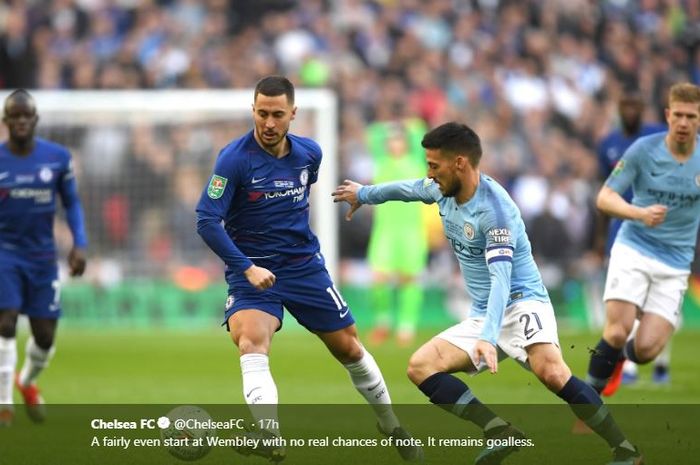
left=654, top=364, right=668, bottom=376
left=587, top=338, right=622, bottom=392
left=418, top=372, right=499, bottom=430
left=623, top=339, right=641, bottom=364
left=558, top=376, right=625, bottom=448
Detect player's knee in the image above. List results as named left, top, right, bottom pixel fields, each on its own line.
left=32, top=332, right=55, bottom=350
left=533, top=360, right=571, bottom=392
left=602, top=323, right=629, bottom=348
left=406, top=351, right=437, bottom=386
left=0, top=311, right=18, bottom=338
left=634, top=339, right=664, bottom=364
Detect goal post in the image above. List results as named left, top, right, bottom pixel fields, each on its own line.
left=1, top=89, right=340, bottom=280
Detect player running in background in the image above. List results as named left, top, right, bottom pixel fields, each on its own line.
left=596, top=91, right=669, bottom=392
left=334, top=122, right=643, bottom=465
left=587, top=82, right=700, bottom=398
left=196, top=75, right=421, bottom=462
left=0, top=89, right=88, bottom=426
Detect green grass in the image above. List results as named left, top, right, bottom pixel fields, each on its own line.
left=14, top=327, right=700, bottom=404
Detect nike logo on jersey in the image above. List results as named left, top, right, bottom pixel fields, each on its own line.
left=251, top=177, right=267, bottom=184
left=339, top=308, right=349, bottom=318
left=0, top=172, right=9, bottom=180
left=650, top=172, right=664, bottom=177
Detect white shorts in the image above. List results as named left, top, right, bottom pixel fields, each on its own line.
left=437, top=300, right=560, bottom=374
left=604, top=242, right=688, bottom=328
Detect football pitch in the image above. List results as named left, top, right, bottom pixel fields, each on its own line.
left=14, top=326, right=700, bottom=404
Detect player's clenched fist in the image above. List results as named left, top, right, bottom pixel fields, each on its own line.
left=641, top=204, right=667, bottom=228
left=244, top=264, right=276, bottom=290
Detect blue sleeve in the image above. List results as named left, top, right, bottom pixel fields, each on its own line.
left=481, top=261, right=512, bottom=345
left=196, top=150, right=253, bottom=274
left=357, top=178, right=439, bottom=205
left=605, top=139, right=642, bottom=195
left=58, top=155, right=88, bottom=248
left=308, top=140, right=321, bottom=185
left=479, top=206, right=516, bottom=345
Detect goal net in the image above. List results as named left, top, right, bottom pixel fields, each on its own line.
left=0, top=89, right=339, bottom=288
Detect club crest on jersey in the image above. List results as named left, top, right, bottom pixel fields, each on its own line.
left=463, top=222, right=475, bottom=240
left=39, top=167, right=53, bottom=183
left=612, top=160, right=625, bottom=176
left=225, top=295, right=235, bottom=310
left=300, top=169, right=309, bottom=186
left=695, top=173, right=700, bottom=187
left=423, top=178, right=434, bottom=187
left=207, top=175, right=228, bottom=199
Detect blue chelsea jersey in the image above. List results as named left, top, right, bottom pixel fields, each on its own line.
left=0, top=138, right=86, bottom=262
left=196, top=131, right=322, bottom=275
left=606, top=132, right=700, bottom=270
left=358, top=174, right=549, bottom=345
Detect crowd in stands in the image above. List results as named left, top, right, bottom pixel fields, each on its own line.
left=2, top=0, right=700, bottom=288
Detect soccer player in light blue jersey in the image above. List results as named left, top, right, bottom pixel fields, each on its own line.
left=587, top=82, right=700, bottom=397
left=196, top=76, right=421, bottom=462
left=334, top=122, right=643, bottom=465
left=596, top=91, right=670, bottom=392
left=0, top=90, right=88, bottom=426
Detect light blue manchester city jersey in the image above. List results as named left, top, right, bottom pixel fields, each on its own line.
left=358, top=174, right=549, bottom=345
left=606, top=133, right=700, bottom=270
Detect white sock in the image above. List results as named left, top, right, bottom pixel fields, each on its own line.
left=655, top=340, right=671, bottom=367
left=240, top=353, right=279, bottom=435
left=343, top=348, right=400, bottom=433
left=18, top=337, right=55, bottom=388
left=0, top=337, right=17, bottom=405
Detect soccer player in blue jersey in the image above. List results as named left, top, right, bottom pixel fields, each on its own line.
left=196, top=76, right=421, bottom=462
left=333, top=122, right=643, bottom=465
left=587, top=82, right=700, bottom=399
left=596, top=92, right=670, bottom=392
left=0, top=90, right=88, bottom=426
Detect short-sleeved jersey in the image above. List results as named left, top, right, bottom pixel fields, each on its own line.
left=606, top=133, right=700, bottom=270
left=196, top=130, right=322, bottom=276
left=598, top=124, right=666, bottom=254
left=0, top=138, right=85, bottom=262
left=358, top=174, right=549, bottom=344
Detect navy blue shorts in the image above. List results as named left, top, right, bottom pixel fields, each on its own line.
left=0, top=259, right=61, bottom=318
left=223, top=258, right=354, bottom=333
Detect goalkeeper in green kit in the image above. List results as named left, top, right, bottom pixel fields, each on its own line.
left=365, top=119, right=430, bottom=347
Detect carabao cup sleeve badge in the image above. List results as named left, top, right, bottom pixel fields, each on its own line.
left=208, top=175, right=228, bottom=199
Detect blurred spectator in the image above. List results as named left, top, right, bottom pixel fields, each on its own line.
left=2, top=0, right=698, bottom=291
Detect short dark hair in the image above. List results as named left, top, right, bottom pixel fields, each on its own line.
left=254, top=75, right=295, bottom=105
left=4, top=88, right=34, bottom=113
left=421, top=122, right=482, bottom=167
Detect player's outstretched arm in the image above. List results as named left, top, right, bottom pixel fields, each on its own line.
left=332, top=179, right=364, bottom=221
left=597, top=186, right=667, bottom=227
left=68, top=247, right=87, bottom=277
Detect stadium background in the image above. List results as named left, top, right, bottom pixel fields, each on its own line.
left=1, top=0, right=699, bottom=404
